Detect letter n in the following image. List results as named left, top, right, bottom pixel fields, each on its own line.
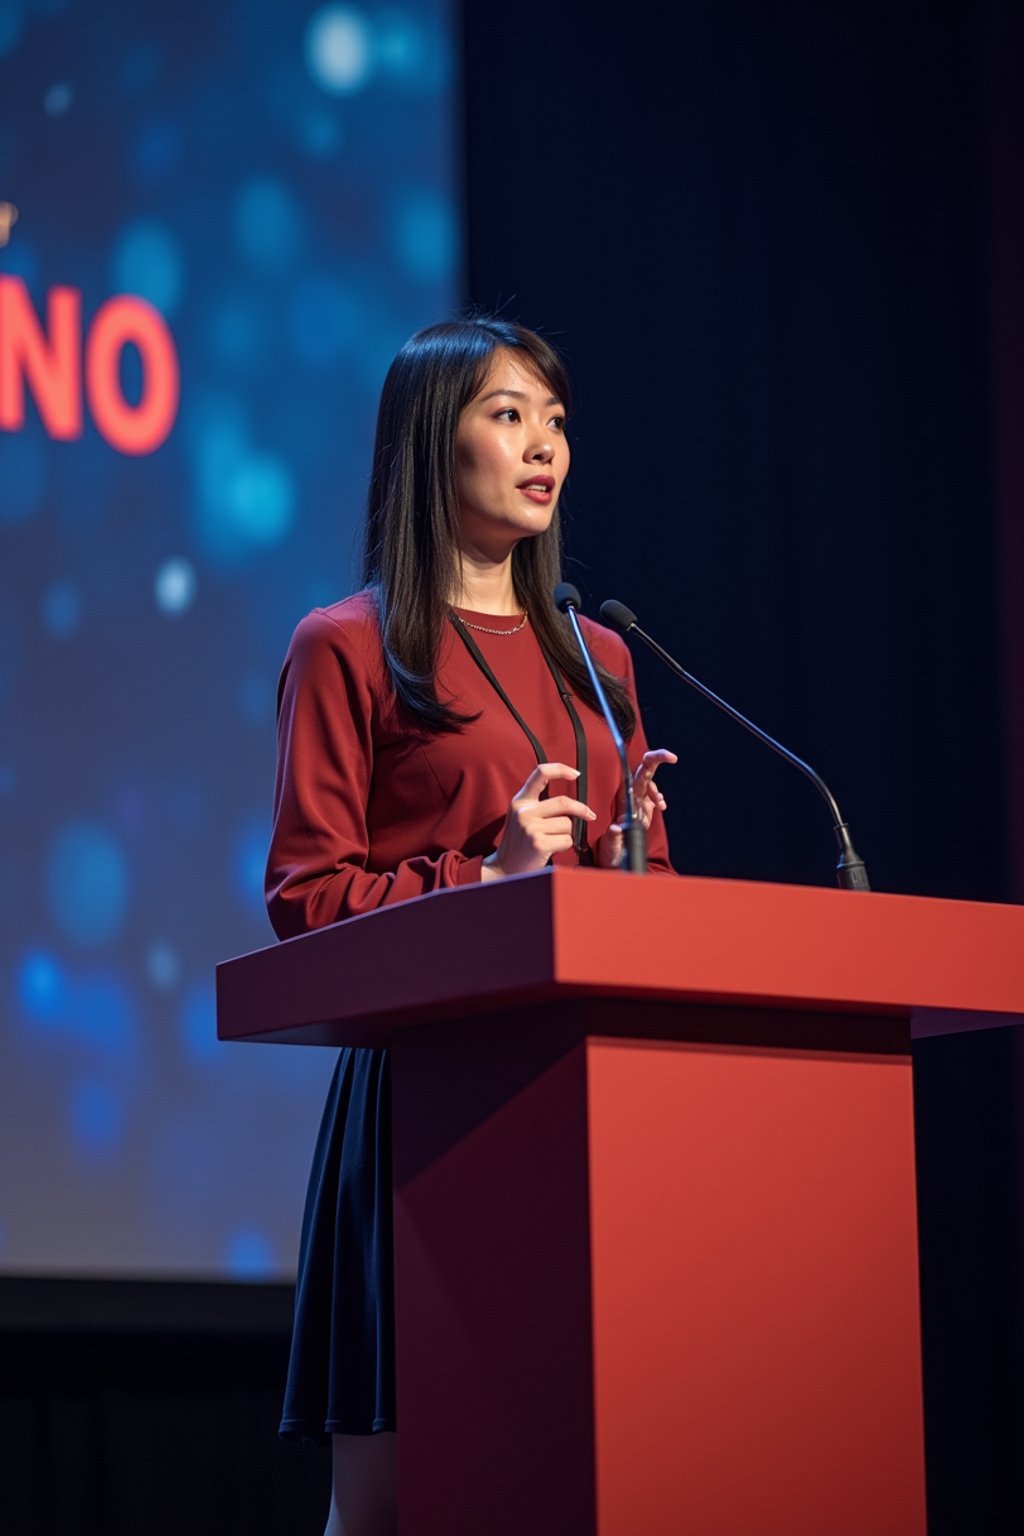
left=0, top=276, right=83, bottom=439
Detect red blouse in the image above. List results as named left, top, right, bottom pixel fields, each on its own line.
left=266, top=590, right=674, bottom=939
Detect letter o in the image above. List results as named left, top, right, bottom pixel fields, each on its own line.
left=85, top=296, right=180, bottom=455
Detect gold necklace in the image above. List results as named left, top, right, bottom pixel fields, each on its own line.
left=453, top=610, right=529, bottom=636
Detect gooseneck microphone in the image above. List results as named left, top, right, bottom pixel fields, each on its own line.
left=554, top=584, right=647, bottom=873
left=600, top=599, right=870, bottom=891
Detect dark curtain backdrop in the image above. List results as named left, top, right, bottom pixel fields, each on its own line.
left=0, top=1279, right=330, bottom=1535
left=985, top=3, right=1024, bottom=906
left=462, top=1, right=1023, bottom=1531
left=465, top=0, right=1010, bottom=904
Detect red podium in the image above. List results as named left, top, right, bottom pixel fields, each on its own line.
left=217, top=869, right=1024, bottom=1536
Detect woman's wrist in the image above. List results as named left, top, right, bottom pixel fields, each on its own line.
left=480, top=853, right=503, bottom=883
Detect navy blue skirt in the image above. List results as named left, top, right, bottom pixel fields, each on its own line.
left=280, top=1047, right=396, bottom=1444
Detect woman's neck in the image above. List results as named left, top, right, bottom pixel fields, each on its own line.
left=451, top=554, right=522, bottom=615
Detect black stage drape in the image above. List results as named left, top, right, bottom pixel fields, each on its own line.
left=0, top=1278, right=330, bottom=1535
left=464, top=0, right=1010, bottom=902
left=463, top=1, right=1024, bottom=1529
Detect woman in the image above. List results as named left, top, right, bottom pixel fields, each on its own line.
left=266, top=316, right=676, bottom=1535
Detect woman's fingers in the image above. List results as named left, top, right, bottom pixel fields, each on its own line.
left=633, top=748, right=678, bottom=787
left=518, top=828, right=575, bottom=846
left=487, top=762, right=598, bottom=879
left=524, top=794, right=596, bottom=822
left=633, top=748, right=677, bottom=812
left=516, top=761, right=581, bottom=799
left=513, top=765, right=596, bottom=825
left=495, top=755, right=677, bottom=881
left=595, top=750, right=677, bottom=870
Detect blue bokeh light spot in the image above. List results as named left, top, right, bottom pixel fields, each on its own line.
left=145, top=940, right=180, bottom=990
left=185, top=393, right=301, bottom=566
left=286, top=273, right=360, bottom=365
left=0, top=432, right=48, bottom=524
left=70, top=1077, right=123, bottom=1154
left=0, top=761, right=16, bottom=796
left=225, top=453, right=295, bottom=544
left=0, top=1, right=24, bottom=58
left=112, top=219, right=184, bottom=315
left=392, top=190, right=457, bottom=284
left=305, top=6, right=372, bottom=95
left=17, top=949, right=68, bottom=1023
left=154, top=557, right=197, bottom=614
left=224, top=1226, right=275, bottom=1279
left=232, top=818, right=269, bottom=916
left=374, top=12, right=451, bottom=91
left=46, top=821, right=130, bottom=948
left=233, top=178, right=304, bottom=274
left=43, top=82, right=73, bottom=115
left=41, top=580, right=82, bottom=638
left=373, top=13, right=418, bottom=74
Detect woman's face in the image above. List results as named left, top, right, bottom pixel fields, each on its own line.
left=453, top=348, right=570, bottom=559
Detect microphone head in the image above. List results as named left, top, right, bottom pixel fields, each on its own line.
left=553, top=582, right=582, bottom=613
left=599, top=598, right=637, bottom=633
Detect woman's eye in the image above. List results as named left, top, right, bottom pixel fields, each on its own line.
left=491, top=406, right=565, bottom=429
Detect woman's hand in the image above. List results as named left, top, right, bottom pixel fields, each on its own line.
left=481, top=762, right=597, bottom=881
left=596, top=748, right=678, bottom=869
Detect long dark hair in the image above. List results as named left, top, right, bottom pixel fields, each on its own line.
left=363, top=316, right=635, bottom=737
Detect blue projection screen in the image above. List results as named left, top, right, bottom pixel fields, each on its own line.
left=0, top=0, right=459, bottom=1278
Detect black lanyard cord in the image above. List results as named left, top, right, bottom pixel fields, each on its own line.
left=448, top=614, right=592, bottom=862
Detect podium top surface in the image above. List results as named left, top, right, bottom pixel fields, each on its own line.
left=216, top=868, right=1024, bottom=1049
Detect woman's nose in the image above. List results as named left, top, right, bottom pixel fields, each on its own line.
left=526, top=433, right=554, bottom=462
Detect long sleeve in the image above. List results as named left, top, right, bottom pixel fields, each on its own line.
left=265, top=608, right=483, bottom=940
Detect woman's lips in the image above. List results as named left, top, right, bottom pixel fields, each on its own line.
left=517, top=477, right=555, bottom=504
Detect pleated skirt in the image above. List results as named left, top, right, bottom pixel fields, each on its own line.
left=279, top=1047, right=396, bottom=1444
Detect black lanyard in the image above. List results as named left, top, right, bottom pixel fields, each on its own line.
left=448, top=614, right=593, bottom=863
